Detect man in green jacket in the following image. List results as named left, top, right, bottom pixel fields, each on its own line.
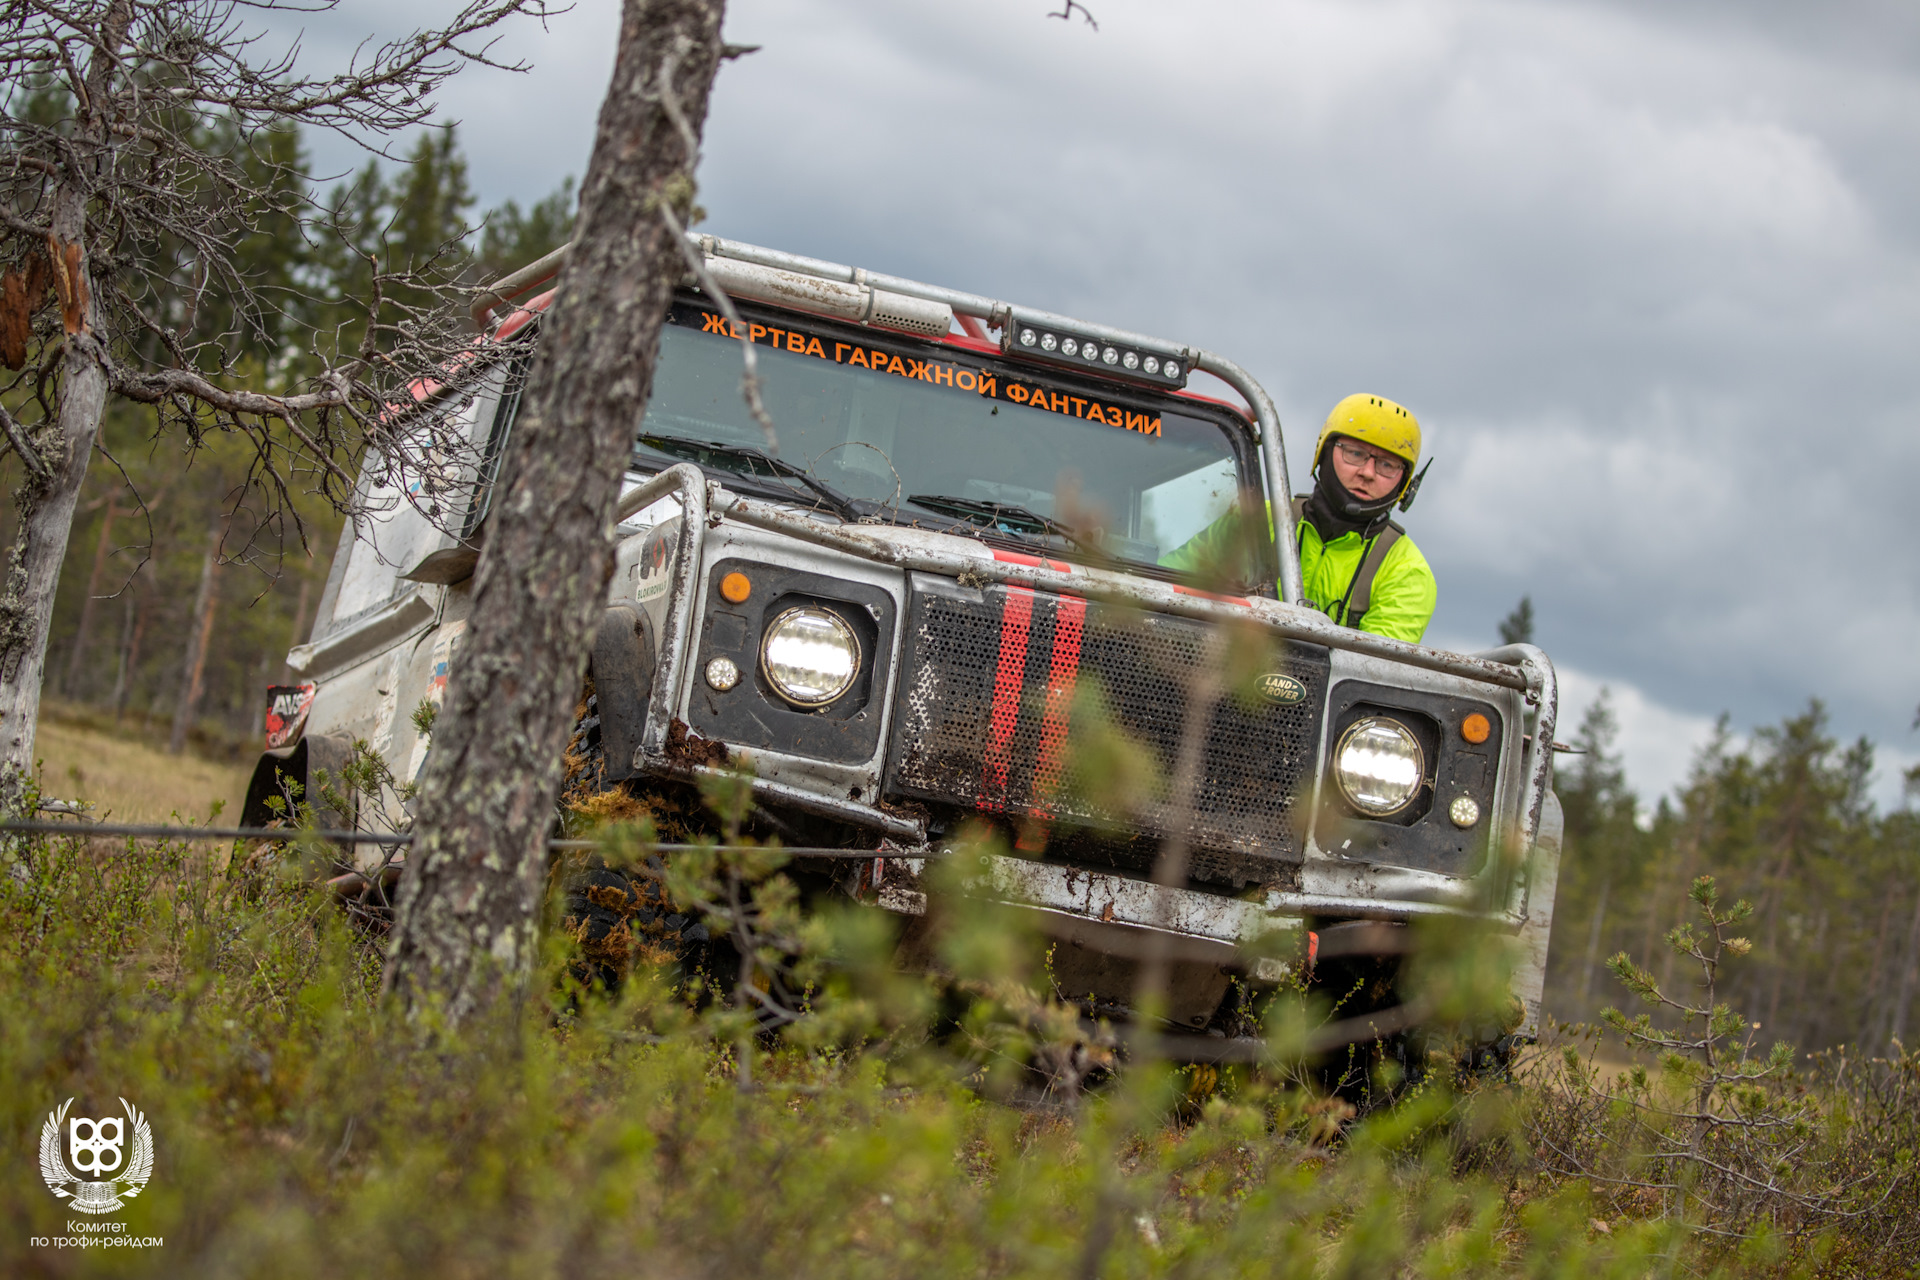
left=1161, top=393, right=1437, bottom=644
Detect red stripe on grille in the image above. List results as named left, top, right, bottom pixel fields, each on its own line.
left=1031, top=595, right=1086, bottom=811
left=992, top=549, right=1074, bottom=573
left=980, top=587, right=1035, bottom=809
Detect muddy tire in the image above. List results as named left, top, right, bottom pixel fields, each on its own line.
left=562, top=692, right=609, bottom=804
left=557, top=695, right=720, bottom=992
left=562, top=859, right=711, bottom=991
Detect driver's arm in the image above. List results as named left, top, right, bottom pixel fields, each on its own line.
left=1158, top=501, right=1269, bottom=578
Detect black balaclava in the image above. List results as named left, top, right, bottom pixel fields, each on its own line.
left=1301, top=439, right=1403, bottom=542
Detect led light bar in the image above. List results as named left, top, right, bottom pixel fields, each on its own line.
left=999, top=308, right=1190, bottom=390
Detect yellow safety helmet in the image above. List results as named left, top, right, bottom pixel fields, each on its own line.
left=1313, top=393, right=1421, bottom=494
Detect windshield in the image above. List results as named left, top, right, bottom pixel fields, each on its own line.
left=635, top=301, right=1251, bottom=567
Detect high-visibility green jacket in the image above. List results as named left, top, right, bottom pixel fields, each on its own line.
left=1297, top=519, right=1436, bottom=643
left=1160, top=502, right=1437, bottom=644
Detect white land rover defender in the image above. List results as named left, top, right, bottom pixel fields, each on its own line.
left=247, top=236, right=1562, bottom=1064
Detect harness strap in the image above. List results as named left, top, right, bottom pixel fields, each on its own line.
left=1343, top=522, right=1402, bottom=626
left=1294, top=495, right=1404, bottom=628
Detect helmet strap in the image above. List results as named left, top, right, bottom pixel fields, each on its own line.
left=1313, top=456, right=1400, bottom=530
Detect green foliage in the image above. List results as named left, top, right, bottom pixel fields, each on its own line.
left=312, top=126, right=476, bottom=362
left=0, top=785, right=1707, bottom=1277
left=479, top=177, right=577, bottom=280
left=1528, top=871, right=1920, bottom=1265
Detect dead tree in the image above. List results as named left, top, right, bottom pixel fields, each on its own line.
left=0, top=0, right=552, bottom=807
left=385, top=0, right=729, bottom=1025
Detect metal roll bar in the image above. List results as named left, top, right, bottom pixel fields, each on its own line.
left=614, top=464, right=708, bottom=757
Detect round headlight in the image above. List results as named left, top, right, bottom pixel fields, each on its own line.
left=1333, top=716, right=1425, bottom=816
left=760, top=607, right=860, bottom=706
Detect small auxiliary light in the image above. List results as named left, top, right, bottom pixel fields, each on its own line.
left=1460, top=712, right=1490, bottom=745
left=720, top=571, right=752, bottom=604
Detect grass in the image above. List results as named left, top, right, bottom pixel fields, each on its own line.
left=6, top=755, right=1918, bottom=1276
left=32, top=704, right=249, bottom=824
left=0, top=825, right=1685, bottom=1279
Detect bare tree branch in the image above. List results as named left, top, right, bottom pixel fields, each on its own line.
left=1047, top=2, right=1098, bottom=32
left=0, top=0, right=557, bottom=795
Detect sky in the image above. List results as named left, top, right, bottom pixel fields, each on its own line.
left=286, top=0, right=1920, bottom=811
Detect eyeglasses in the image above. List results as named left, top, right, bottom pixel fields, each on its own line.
left=1333, top=440, right=1407, bottom=480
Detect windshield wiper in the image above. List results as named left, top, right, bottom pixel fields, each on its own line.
left=639, top=434, right=861, bottom=520
left=906, top=494, right=1104, bottom=558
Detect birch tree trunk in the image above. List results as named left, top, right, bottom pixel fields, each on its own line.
left=0, top=0, right=124, bottom=810
left=0, top=339, right=104, bottom=797
left=384, top=0, right=728, bottom=1024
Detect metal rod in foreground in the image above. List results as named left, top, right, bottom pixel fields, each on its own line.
left=0, top=818, right=906, bottom=859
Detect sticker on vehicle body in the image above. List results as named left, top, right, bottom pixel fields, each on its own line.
left=691, top=308, right=1163, bottom=439
left=408, top=620, right=467, bottom=782
left=634, top=524, right=675, bottom=602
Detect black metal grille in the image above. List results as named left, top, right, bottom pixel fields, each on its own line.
left=885, top=578, right=1329, bottom=884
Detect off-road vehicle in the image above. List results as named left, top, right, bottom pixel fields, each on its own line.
left=245, top=236, right=1563, bottom=1062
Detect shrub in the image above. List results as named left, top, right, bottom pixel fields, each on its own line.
left=1524, top=875, right=1920, bottom=1270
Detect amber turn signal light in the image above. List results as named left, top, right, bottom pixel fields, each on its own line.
left=720, top=571, right=752, bottom=603
left=1460, top=713, right=1491, bottom=745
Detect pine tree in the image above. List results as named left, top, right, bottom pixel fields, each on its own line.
left=480, top=178, right=578, bottom=280
left=1498, top=595, right=1535, bottom=646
